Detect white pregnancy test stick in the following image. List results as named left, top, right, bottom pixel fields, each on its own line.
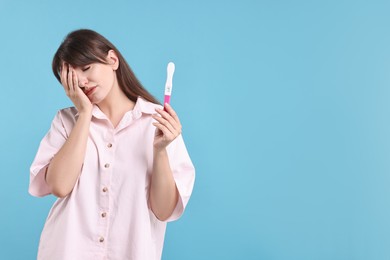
left=164, top=62, right=175, bottom=106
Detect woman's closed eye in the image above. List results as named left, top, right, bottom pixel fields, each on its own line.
left=82, top=66, right=91, bottom=72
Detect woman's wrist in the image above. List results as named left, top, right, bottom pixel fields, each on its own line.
left=77, top=109, right=93, bottom=119
left=153, top=147, right=168, bottom=157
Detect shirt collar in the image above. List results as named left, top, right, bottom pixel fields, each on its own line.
left=75, top=96, right=161, bottom=120
left=132, top=96, right=161, bottom=117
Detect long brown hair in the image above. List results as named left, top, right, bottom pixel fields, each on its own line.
left=52, top=29, right=160, bottom=104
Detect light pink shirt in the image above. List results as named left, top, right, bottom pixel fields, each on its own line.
left=29, top=97, right=195, bottom=260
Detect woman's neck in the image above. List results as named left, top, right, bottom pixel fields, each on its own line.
left=97, top=83, right=135, bottom=128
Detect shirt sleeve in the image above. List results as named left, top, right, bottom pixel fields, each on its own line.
left=29, top=111, right=68, bottom=197
left=165, top=134, right=196, bottom=222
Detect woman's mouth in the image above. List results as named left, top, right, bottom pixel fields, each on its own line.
left=85, top=87, right=97, bottom=96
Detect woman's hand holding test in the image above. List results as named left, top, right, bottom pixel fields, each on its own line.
left=150, top=103, right=182, bottom=221
left=152, top=103, right=182, bottom=151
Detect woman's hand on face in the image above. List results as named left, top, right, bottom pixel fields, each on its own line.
left=152, top=103, right=182, bottom=151
left=60, top=63, right=93, bottom=115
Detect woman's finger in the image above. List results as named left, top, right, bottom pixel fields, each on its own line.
left=155, top=108, right=182, bottom=134
left=153, top=122, right=174, bottom=140
left=72, top=67, right=79, bottom=93
left=152, top=114, right=176, bottom=135
left=60, top=63, right=68, bottom=93
left=67, top=65, right=74, bottom=93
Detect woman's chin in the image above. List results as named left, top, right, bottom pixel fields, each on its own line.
left=88, top=95, right=99, bottom=104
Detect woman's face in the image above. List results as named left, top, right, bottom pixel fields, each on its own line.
left=73, top=51, right=119, bottom=104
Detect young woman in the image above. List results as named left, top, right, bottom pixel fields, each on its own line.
left=29, top=29, right=195, bottom=260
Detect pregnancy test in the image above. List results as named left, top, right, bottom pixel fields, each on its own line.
left=164, top=62, right=175, bottom=108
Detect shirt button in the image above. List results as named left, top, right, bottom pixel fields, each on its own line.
left=99, top=237, right=104, bottom=243
left=102, top=187, right=108, bottom=193
left=101, top=212, right=107, bottom=218
left=107, top=143, right=113, bottom=148
left=104, top=163, right=110, bottom=168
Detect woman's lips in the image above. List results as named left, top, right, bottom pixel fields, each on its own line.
left=85, top=87, right=97, bottom=96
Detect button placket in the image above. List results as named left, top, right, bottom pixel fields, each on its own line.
left=98, top=130, right=116, bottom=247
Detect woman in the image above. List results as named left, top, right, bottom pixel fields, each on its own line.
left=29, top=29, right=195, bottom=260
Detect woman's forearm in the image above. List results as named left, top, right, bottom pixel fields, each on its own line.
left=46, top=112, right=92, bottom=198
left=150, top=148, right=179, bottom=221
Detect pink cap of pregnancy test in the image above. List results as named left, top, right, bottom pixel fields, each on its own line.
left=163, top=96, right=171, bottom=111
left=164, top=95, right=171, bottom=105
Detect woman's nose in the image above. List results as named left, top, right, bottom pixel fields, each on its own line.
left=78, top=75, right=88, bottom=88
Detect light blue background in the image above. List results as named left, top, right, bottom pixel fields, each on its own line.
left=1, top=0, right=390, bottom=259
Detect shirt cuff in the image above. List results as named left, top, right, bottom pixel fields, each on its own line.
left=29, top=165, right=51, bottom=197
